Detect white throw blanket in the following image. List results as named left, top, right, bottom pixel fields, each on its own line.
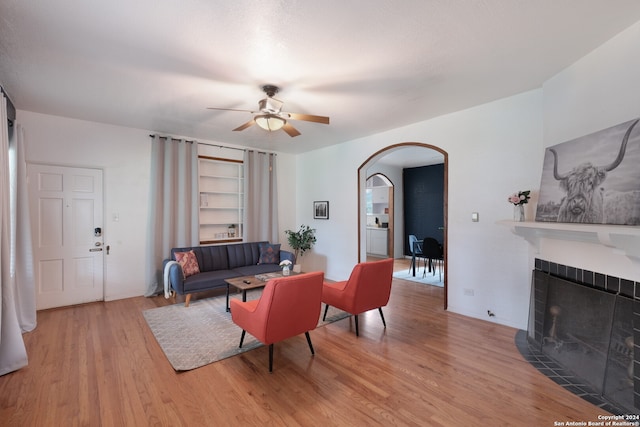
left=163, top=261, right=180, bottom=299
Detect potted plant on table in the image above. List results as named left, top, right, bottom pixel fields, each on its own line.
left=284, top=224, right=317, bottom=272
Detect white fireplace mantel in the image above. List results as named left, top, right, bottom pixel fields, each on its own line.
left=498, top=220, right=640, bottom=263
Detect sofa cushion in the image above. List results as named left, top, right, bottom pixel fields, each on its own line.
left=196, top=245, right=230, bottom=272
left=172, top=245, right=229, bottom=273
left=258, top=243, right=280, bottom=265
left=227, top=242, right=265, bottom=269
left=183, top=270, right=240, bottom=292
left=175, top=250, right=200, bottom=277
left=232, top=263, right=283, bottom=277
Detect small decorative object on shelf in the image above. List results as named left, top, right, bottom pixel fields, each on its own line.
left=514, top=204, right=525, bottom=222
left=227, top=224, right=236, bottom=238
left=508, top=190, right=530, bottom=222
left=279, top=259, right=292, bottom=276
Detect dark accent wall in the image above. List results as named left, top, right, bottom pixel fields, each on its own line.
left=403, top=164, right=444, bottom=255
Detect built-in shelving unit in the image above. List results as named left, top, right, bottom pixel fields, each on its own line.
left=199, top=156, right=243, bottom=244
left=498, top=220, right=640, bottom=262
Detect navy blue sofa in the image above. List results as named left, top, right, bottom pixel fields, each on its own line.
left=163, top=241, right=295, bottom=306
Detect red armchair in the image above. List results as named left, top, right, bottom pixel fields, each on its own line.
left=322, top=258, right=394, bottom=336
left=230, top=271, right=324, bottom=372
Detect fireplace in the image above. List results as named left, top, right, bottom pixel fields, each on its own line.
left=522, top=258, right=638, bottom=414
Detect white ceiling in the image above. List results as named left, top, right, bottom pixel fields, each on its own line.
left=2, top=1, right=640, bottom=157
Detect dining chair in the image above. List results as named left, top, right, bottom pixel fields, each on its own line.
left=321, top=258, right=394, bottom=337
left=408, top=234, right=427, bottom=276
left=421, top=237, right=444, bottom=281
left=230, top=271, right=324, bottom=372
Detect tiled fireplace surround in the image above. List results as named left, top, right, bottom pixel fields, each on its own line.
left=503, top=220, right=640, bottom=414
left=522, top=258, right=640, bottom=414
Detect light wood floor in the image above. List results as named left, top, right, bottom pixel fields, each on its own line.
left=1, top=259, right=606, bottom=426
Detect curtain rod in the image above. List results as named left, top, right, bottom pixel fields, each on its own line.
left=1, top=84, right=16, bottom=125
left=149, top=134, right=244, bottom=152
left=149, top=134, right=276, bottom=155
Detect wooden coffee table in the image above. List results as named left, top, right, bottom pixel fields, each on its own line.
left=225, top=272, right=299, bottom=312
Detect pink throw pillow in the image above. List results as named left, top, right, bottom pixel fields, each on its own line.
left=175, top=250, right=200, bottom=278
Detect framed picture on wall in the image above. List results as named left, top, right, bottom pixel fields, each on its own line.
left=314, top=201, right=329, bottom=219
left=535, top=117, right=640, bottom=225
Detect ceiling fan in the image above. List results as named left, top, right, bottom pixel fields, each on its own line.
left=207, top=85, right=330, bottom=137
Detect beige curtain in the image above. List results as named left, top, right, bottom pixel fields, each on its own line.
left=145, top=136, right=198, bottom=296
left=0, top=92, right=32, bottom=375
left=10, top=124, right=35, bottom=332
left=243, top=151, right=279, bottom=243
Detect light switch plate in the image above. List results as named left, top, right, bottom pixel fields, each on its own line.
left=471, top=212, right=479, bottom=222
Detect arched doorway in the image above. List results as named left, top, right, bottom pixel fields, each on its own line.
left=365, top=173, right=394, bottom=259
left=357, top=142, right=448, bottom=309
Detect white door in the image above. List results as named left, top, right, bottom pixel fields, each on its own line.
left=28, top=164, right=104, bottom=310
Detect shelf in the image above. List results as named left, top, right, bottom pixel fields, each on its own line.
left=200, top=174, right=243, bottom=179
left=200, top=190, right=244, bottom=195
left=200, top=238, right=243, bottom=245
left=199, top=157, right=244, bottom=243
left=498, top=220, right=640, bottom=262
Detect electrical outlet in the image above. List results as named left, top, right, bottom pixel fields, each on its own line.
left=463, top=288, right=474, bottom=296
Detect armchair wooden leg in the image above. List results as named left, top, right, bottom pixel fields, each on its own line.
left=269, top=344, right=274, bottom=373
left=305, top=331, right=315, bottom=355
left=378, top=307, right=387, bottom=328
left=322, top=304, right=329, bottom=321
left=239, top=330, right=246, bottom=348
left=354, top=314, right=359, bottom=337
left=185, top=294, right=192, bottom=307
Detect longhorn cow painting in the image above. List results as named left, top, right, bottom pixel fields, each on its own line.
left=535, top=118, right=640, bottom=225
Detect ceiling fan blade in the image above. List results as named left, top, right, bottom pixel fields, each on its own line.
left=233, top=120, right=256, bottom=131
left=208, top=107, right=257, bottom=113
left=285, top=112, right=330, bottom=124
left=282, top=123, right=301, bottom=137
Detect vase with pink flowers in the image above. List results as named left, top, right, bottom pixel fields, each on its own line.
left=508, top=190, right=530, bottom=222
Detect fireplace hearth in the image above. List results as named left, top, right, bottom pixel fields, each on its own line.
left=522, top=259, right=639, bottom=415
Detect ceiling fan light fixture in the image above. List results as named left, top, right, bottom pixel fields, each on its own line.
left=208, top=84, right=328, bottom=137
left=255, top=114, right=286, bottom=132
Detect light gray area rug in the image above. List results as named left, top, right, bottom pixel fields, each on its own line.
left=143, top=291, right=349, bottom=371
left=393, top=269, right=444, bottom=287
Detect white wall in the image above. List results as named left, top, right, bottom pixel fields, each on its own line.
left=541, top=20, right=640, bottom=281
left=17, top=111, right=298, bottom=301
left=19, top=111, right=152, bottom=301
left=298, top=90, right=543, bottom=329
